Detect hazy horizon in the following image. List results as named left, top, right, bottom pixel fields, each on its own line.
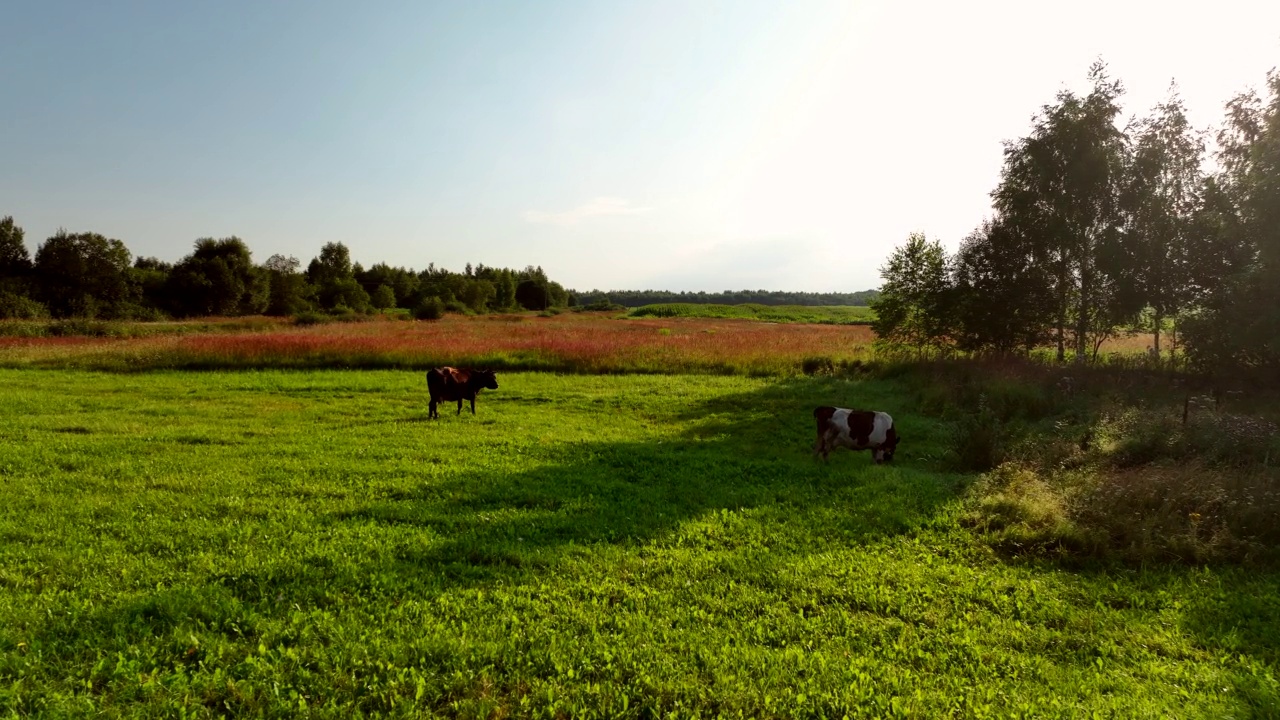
left=3, top=1, right=1277, bottom=293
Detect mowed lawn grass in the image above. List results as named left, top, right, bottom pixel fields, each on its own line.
left=0, top=370, right=1276, bottom=718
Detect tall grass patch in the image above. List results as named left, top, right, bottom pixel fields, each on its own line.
left=0, top=313, right=878, bottom=375
left=938, top=361, right=1280, bottom=565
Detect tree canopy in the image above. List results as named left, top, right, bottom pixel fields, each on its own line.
left=871, top=60, right=1280, bottom=376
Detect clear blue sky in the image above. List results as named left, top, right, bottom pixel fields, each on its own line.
left=3, top=1, right=1277, bottom=292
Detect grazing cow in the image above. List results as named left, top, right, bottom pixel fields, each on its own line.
left=426, top=367, right=499, bottom=419
left=812, top=406, right=900, bottom=463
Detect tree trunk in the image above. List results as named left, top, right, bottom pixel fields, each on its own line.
left=1152, top=308, right=1163, bottom=358
left=1056, top=284, right=1067, bottom=363
left=1075, top=266, right=1090, bottom=364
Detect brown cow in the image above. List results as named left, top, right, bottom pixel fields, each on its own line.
left=813, top=406, right=900, bottom=463
left=426, top=367, right=499, bottom=419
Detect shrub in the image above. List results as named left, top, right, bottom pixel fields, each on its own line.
left=42, top=320, right=146, bottom=337
left=413, top=297, right=446, bottom=321
left=294, top=311, right=331, bottom=326
left=1071, top=464, right=1280, bottom=565
left=966, top=402, right=1280, bottom=565
left=946, top=394, right=1007, bottom=472
left=371, top=285, right=397, bottom=310
left=575, top=299, right=626, bottom=312
left=0, top=321, right=47, bottom=338
left=0, top=292, right=49, bottom=320
left=630, top=305, right=681, bottom=318
left=801, top=356, right=835, bottom=376
left=1100, top=407, right=1280, bottom=469
left=114, top=303, right=168, bottom=322
left=515, top=279, right=550, bottom=311
left=965, top=464, right=1069, bottom=532
left=444, top=300, right=470, bottom=315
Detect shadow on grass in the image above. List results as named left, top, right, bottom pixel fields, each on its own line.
left=11, top=377, right=966, bottom=711
left=15, top=375, right=1279, bottom=715
left=326, top=376, right=963, bottom=587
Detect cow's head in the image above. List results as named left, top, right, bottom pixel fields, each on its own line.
left=876, top=427, right=901, bottom=464
left=475, top=369, right=499, bottom=390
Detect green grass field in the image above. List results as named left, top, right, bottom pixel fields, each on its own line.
left=1, top=369, right=1276, bottom=717
left=627, top=304, right=875, bottom=324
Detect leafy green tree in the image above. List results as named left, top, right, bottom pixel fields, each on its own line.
left=494, top=269, right=517, bottom=311
left=1216, top=69, right=1280, bottom=271
left=307, top=242, right=353, bottom=287
left=870, top=232, right=954, bottom=352
left=166, top=237, right=268, bottom=317
left=1190, top=175, right=1256, bottom=305
left=1183, top=68, right=1280, bottom=373
left=547, top=280, right=569, bottom=308
left=132, top=257, right=172, bottom=316
left=263, top=254, right=312, bottom=316
left=0, top=216, right=32, bottom=294
left=307, top=242, right=370, bottom=312
left=515, top=279, right=551, bottom=311
left=994, top=61, right=1129, bottom=362
left=34, top=230, right=136, bottom=318
left=0, top=217, right=41, bottom=318
left=1110, top=86, right=1206, bottom=357
left=357, top=263, right=418, bottom=308
left=951, top=219, right=1055, bottom=354
left=413, top=296, right=446, bottom=320
left=461, top=279, right=496, bottom=313
left=0, top=291, right=47, bottom=319
left=516, top=265, right=549, bottom=284
left=371, top=284, right=397, bottom=310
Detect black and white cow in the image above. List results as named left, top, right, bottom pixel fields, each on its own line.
left=812, top=406, right=900, bottom=463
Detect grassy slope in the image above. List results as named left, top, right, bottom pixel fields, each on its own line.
left=628, top=304, right=875, bottom=324
left=0, top=370, right=1276, bottom=717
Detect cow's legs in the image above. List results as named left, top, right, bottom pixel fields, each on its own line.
left=429, top=399, right=438, bottom=419
left=456, top=399, right=463, bottom=415
left=470, top=397, right=476, bottom=415
left=815, top=432, right=832, bottom=461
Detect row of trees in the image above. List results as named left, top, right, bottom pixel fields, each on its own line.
left=0, top=224, right=571, bottom=320
left=569, top=288, right=880, bottom=307
left=872, top=61, right=1280, bottom=374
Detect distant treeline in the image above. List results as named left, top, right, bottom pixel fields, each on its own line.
left=627, top=303, right=875, bottom=324
left=0, top=223, right=879, bottom=322
left=0, top=225, right=579, bottom=321
left=570, top=289, right=879, bottom=308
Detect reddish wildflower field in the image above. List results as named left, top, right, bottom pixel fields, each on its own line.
left=0, top=312, right=878, bottom=375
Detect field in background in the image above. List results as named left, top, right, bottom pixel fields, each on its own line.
left=0, top=315, right=290, bottom=339
left=1, top=369, right=1275, bottom=717
left=0, top=311, right=1172, bottom=376
left=627, top=303, right=875, bottom=324
left=0, top=313, right=877, bottom=375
